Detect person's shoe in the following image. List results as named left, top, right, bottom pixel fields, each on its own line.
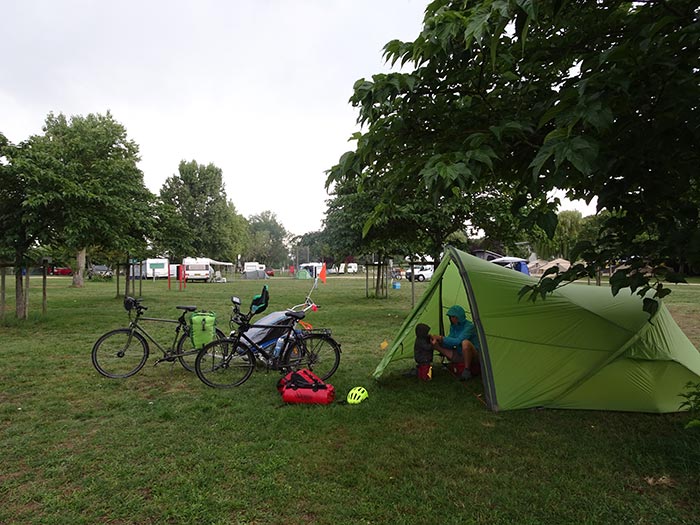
left=459, top=368, right=472, bottom=381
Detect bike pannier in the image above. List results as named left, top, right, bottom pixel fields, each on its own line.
left=190, top=311, right=217, bottom=349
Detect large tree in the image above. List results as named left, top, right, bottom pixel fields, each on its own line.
left=158, top=160, right=247, bottom=262
left=0, top=135, right=38, bottom=318
left=245, top=211, right=288, bottom=268
left=327, top=0, right=699, bottom=313
left=8, top=112, right=153, bottom=289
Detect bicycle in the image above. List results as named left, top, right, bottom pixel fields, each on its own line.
left=194, top=285, right=341, bottom=388
left=92, top=296, right=225, bottom=379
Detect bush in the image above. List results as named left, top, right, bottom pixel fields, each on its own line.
left=680, top=381, right=700, bottom=430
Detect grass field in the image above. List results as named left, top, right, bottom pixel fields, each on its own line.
left=1, top=275, right=699, bottom=524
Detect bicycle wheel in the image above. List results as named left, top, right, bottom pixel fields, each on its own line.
left=195, top=338, right=255, bottom=388
left=176, top=328, right=226, bottom=372
left=92, top=328, right=149, bottom=378
left=283, top=333, right=341, bottom=381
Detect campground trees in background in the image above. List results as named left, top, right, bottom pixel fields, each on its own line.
left=1, top=113, right=152, bottom=299
left=0, top=112, right=153, bottom=317
left=156, top=160, right=248, bottom=263
left=0, top=133, right=37, bottom=319
left=326, top=0, right=699, bottom=311
left=527, top=210, right=583, bottom=261
left=29, top=112, right=154, bottom=288
left=324, top=144, right=541, bottom=286
left=292, top=231, right=331, bottom=267
left=323, top=176, right=421, bottom=294
left=244, top=211, right=288, bottom=268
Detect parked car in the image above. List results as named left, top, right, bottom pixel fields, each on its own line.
left=405, top=265, right=434, bottom=282
left=51, top=266, right=72, bottom=276
left=88, top=265, right=114, bottom=279
left=265, top=268, right=275, bottom=277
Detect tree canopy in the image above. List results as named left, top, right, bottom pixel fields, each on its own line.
left=5, top=112, right=153, bottom=287
left=157, top=160, right=247, bottom=262
left=327, top=0, right=699, bottom=311
left=244, top=211, right=289, bottom=268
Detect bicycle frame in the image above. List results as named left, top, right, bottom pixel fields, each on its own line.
left=230, top=313, right=303, bottom=369
left=123, top=299, right=198, bottom=365
left=129, top=316, right=186, bottom=360
left=194, top=285, right=341, bottom=387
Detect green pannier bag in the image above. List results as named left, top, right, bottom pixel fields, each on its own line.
left=190, top=311, right=217, bottom=349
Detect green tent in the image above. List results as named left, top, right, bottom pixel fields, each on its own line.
left=374, top=246, right=700, bottom=413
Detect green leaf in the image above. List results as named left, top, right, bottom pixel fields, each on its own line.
left=536, top=210, right=558, bottom=239
left=665, top=272, right=687, bottom=284
left=643, top=297, right=659, bottom=318
left=464, top=6, right=491, bottom=49
left=609, top=271, right=629, bottom=296
left=685, top=420, right=700, bottom=430
left=542, top=266, right=560, bottom=278
left=518, top=284, right=536, bottom=301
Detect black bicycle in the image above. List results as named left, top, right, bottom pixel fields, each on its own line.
left=194, top=286, right=341, bottom=388
left=92, top=296, right=225, bottom=378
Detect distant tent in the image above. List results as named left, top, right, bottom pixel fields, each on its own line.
left=242, top=270, right=268, bottom=280
left=374, top=246, right=700, bottom=413
left=540, top=258, right=571, bottom=273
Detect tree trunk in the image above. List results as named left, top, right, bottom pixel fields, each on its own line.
left=24, top=269, right=30, bottom=316
left=15, top=270, right=26, bottom=319
left=0, top=267, right=5, bottom=320
left=72, top=248, right=86, bottom=287
left=14, top=249, right=27, bottom=319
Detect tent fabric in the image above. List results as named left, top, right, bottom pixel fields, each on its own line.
left=374, top=246, right=700, bottom=413
left=242, top=270, right=268, bottom=280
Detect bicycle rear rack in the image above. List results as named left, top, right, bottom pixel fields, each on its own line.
left=300, top=328, right=332, bottom=336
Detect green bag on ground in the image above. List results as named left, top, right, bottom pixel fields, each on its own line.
left=190, top=311, right=217, bottom=349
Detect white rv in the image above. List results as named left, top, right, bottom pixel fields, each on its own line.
left=299, top=262, right=323, bottom=278
left=182, top=257, right=234, bottom=282
left=145, top=258, right=169, bottom=279
left=129, top=258, right=169, bottom=279
left=338, top=263, right=359, bottom=274
left=243, top=262, right=265, bottom=272
left=182, top=257, right=214, bottom=281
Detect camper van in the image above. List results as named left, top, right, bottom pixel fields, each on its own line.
left=339, top=263, right=358, bottom=274
left=299, top=262, right=323, bottom=278
left=128, top=258, right=169, bottom=279
left=144, top=258, right=169, bottom=279
left=182, top=257, right=214, bottom=282
left=243, top=262, right=265, bottom=273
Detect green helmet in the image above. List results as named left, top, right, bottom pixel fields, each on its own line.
left=347, top=386, right=369, bottom=404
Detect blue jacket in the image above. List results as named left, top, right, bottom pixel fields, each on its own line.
left=443, top=305, right=480, bottom=351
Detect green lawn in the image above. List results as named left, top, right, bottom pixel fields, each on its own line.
left=1, top=276, right=699, bottom=524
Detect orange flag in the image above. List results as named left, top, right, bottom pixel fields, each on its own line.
left=319, top=262, right=327, bottom=284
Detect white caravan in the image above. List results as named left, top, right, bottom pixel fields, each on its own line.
left=182, top=257, right=234, bottom=282
left=144, top=258, right=169, bottom=279
left=243, top=262, right=265, bottom=272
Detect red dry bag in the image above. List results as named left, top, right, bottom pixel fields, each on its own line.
left=277, top=369, right=335, bottom=405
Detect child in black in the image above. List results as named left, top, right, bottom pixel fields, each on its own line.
left=414, top=323, right=433, bottom=366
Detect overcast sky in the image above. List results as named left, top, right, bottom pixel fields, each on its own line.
left=2, top=0, right=429, bottom=235
left=2, top=0, right=595, bottom=236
